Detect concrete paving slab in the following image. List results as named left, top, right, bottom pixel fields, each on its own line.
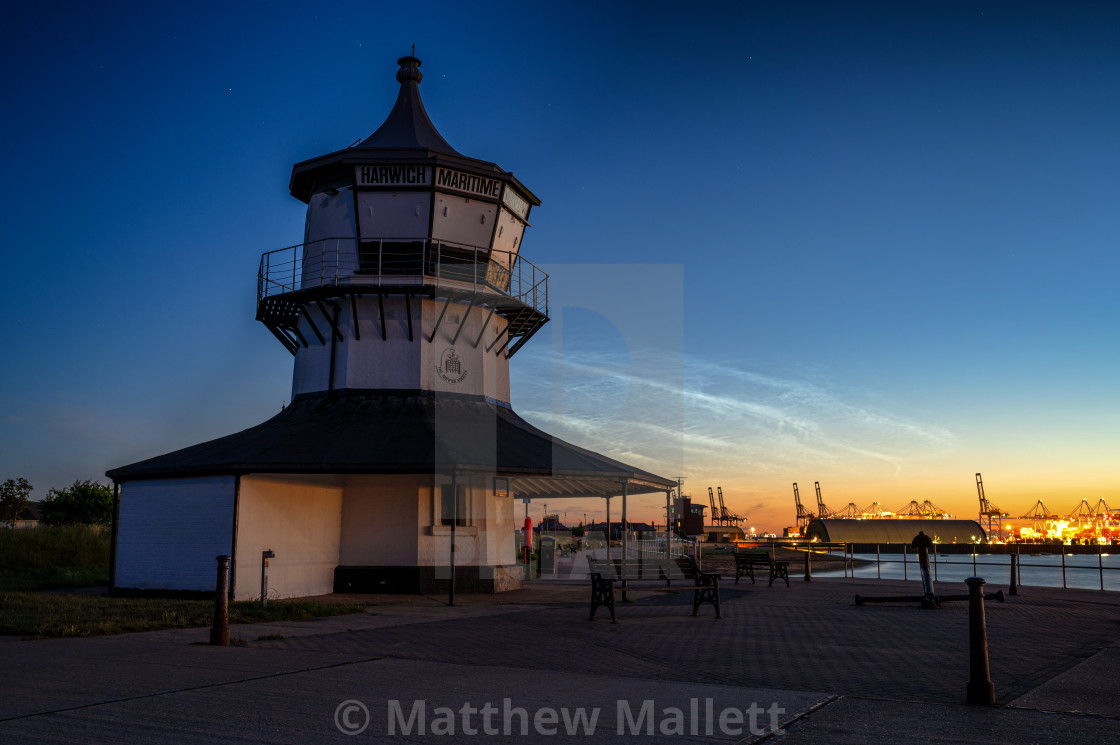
left=0, top=658, right=829, bottom=744
left=772, top=694, right=1120, bottom=745
left=2, top=636, right=363, bottom=719
left=1006, top=646, right=1120, bottom=717
left=2, top=577, right=1119, bottom=743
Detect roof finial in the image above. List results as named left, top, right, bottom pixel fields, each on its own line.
left=396, top=54, right=422, bottom=84
left=411, top=43, right=415, bottom=57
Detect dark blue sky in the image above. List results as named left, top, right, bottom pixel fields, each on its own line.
left=2, top=2, right=1118, bottom=527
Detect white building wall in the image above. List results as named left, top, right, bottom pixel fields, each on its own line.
left=234, top=475, right=343, bottom=601
left=338, top=474, right=421, bottom=565
left=357, top=191, right=431, bottom=239
left=418, top=477, right=486, bottom=568
left=431, top=193, right=498, bottom=248
left=115, top=476, right=235, bottom=592
left=479, top=490, right=519, bottom=567
left=490, top=207, right=525, bottom=260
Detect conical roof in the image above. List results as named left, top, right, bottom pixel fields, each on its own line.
left=357, top=56, right=460, bottom=154
left=288, top=54, right=538, bottom=207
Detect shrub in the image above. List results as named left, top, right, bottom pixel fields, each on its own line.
left=39, top=480, right=115, bottom=527
left=0, top=478, right=33, bottom=526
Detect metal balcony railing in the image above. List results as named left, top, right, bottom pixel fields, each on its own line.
left=257, top=237, right=548, bottom=317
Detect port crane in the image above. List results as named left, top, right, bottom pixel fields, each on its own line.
left=1020, top=500, right=1058, bottom=534
left=792, top=483, right=815, bottom=530
left=814, top=482, right=836, bottom=519
left=1067, top=499, right=1097, bottom=530
left=707, top=486, right=744, bottom=526
left=1092, top=500, right=1119, bottom=530
left=862, top=501, right=886, bottom=518
left=976, top=473, right=1004, bottom=541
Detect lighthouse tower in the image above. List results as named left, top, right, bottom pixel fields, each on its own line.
left=107, top=55, right=673, bottom=598
left=258, top=55, right=546, bottom=401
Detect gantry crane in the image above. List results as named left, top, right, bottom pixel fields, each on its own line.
left=814, top=482, right=835, bottom=519
left=1020, top=500, right=1058, bottom=534
left=976, top=473, right=1004, bottom=541
left=793, top=482, right=815, bottom=531
left=707, top=486, right=744, bottom=526
left=861, top=501, right=886, bottom=518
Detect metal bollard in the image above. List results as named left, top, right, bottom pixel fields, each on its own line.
left=965, top=577, right=995, bottom=705
left=261, top=549, right=274, bottom=608
left=804, top=546, right=812, bottom=582
left=210, top=555, right=231, bottom=646
left=1008, top=553, right=1018, bottom=596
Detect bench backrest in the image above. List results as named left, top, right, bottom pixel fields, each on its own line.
left=588, top=555, right=696, bottom=580
left=734, top=551, right=774, bottom=566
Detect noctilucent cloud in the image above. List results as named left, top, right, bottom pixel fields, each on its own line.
left=1, top=2, right=1118, bottom=531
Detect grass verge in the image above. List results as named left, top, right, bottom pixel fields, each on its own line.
left=0, top=567, right=109, bottom=592
left=0, top=593, right=366, bottom=639
left=0, top=526, right=109, bottom=568
left=0, top=526, right=111, bottom=592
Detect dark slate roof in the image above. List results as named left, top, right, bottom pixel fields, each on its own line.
left=106, top=391, right=673, bottom=498
left=357, top=56, right=460, bottom=154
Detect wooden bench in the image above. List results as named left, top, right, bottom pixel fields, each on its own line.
left=587, top=555, right=721, bottom=623
left=733, top=550, right=790, bottom=587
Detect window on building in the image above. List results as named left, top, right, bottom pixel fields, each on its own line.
left=440, top=484, right=467, bottom=526
left=358, top=240, right=424, bottom=275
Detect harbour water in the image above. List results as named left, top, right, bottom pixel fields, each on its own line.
left=812, top=550, right=1120, bottom=592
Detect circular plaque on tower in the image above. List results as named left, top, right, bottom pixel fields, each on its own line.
left=436, top=348, right=468, bottom=384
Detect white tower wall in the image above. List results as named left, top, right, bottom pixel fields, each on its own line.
left=290, top=296, right=511, bottom=401
left=302, top=188, right=357, bottom=288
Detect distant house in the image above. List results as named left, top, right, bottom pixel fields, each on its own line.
left=584, top=521, right=659, bottom=541
left=8, top=503, right=41, bottom=530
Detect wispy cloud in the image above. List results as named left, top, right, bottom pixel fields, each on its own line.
left=513, top=347, right=956, bottom=487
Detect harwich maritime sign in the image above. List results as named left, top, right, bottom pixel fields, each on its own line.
left=436, top=167, right=502, bottom=199
left=354, top=165, right=504, bottom=201
left=356, top=165, right=431, bottom=187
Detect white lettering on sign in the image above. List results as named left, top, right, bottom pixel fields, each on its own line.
left=501, top=186, right=530, bottom=221
left=436, top=168, right=503, bottom=199
left=356, top=165, right=431, bottom=187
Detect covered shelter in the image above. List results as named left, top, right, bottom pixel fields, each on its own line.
left=108, top=390, right=674, bottom=596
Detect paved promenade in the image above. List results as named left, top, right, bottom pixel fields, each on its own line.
left=3, top=576, right=1119, bottom=743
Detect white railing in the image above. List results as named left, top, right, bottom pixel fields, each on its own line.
left=257, top=237, right=548, bottom=317
left=626, top=536, right=694, bottom=561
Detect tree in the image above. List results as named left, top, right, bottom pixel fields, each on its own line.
left=0, top=478, right=33, bottom=526
left=38, top=480, right=115, bottom=527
